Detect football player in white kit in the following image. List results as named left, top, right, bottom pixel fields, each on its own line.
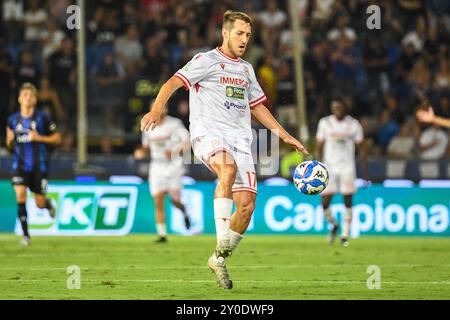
left=141, top=10, right=309, bottom=289
left=316, top=98, right=364, bottom=247
left=135, top=106, right=191, bottom=243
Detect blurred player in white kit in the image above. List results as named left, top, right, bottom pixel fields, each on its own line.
left=140, top=10, right=309, bottom=289
left=135, top=106, right=191, bottom=243
left=316, top=98, right=364, bottom=247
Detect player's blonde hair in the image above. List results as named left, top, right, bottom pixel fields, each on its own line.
left=19, top=82, right=38, bottom=97
left=223, top=10, right=252, bottom=29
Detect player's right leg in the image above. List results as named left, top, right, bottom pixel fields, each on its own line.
left=153, top=191, right=168, bottom=243
left=168, top=189, right=191, bottom=230
left=322, top=194, right=339, bottom=245
left=12, top=183, right=30, bottom=246
left=207, top=150, right=237, bottom=289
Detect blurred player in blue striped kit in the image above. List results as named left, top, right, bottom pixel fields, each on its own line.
left=6, top=83, right=61, bottom=246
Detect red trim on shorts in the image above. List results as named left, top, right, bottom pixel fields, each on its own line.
left=174, top=72, right=191, bottom=90
left=205, top=147, right=233, bottom=159
left=232, top=187, right=258, bottom=195
left=216, top=47, right=240, bottom=62
left=249, top=95, right=267, bottom=108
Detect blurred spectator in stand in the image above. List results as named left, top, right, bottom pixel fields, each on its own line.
left=48, top=0, right=72, bottom=27
left=330, top=35, right=357, bottom=97
left=256, top=51, right=277, bottom=108
left=387, top=122, right=415, bottom=158
left=275, top=58, right=296, bottom=129
left=140, top=32, right=170, bottom=83
left=358, top=116, right=376, bottom=157
left=384, top=92, right=405, bottom=124
left=258, top=0, right=287, bottom=29
left=23, top=0, right=48, bottom=63
left=42, top=18, right=65, bottom=60
left=121, top=2, right=140, bottom=32
left=436, top=95, right=450, bottom=119
left=37, top=76, right=66, bottom=125
left=2, top=0, right=25, bottom=56
left=408, top=59, right=431, bottom=108
left=401, top=16, right=427, bottom=53
left=15, top=50, right=41, bottom=88
left=363, top=39, right=390, bottom=111
left=423, top=24, right=441, bottom=71
left=433, top=58, right=450, bottom=94
left=310, top=0, right=336, bottom=33
left=327, top=13, right=357, bottom=43
left=0, top=37, right=15, bottom=139
left=91, top=52, right=126, bottom=154
left=419, top=123, right=448, bottom=160
left=47, top=37, right=76, bottom=130
left=115, top=24, right=143, bottom=77
left=396, top=0, right=426, bottom=28
left=376, top=109, right=400, bottom=155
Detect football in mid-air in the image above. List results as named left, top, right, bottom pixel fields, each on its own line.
left=293, top=160, right=329, bottom=195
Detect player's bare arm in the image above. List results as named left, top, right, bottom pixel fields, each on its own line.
left=251, top=104, right=310, bottom=155
left=6, top=127, right=15, bottom=150
left=140, top=77, right=184, bottom=132
left=416, top=106, right=450, bottom=129
left=29, top=131, right=62, bottom=146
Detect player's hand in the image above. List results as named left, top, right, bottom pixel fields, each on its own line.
left=140, top=109, right=163, bottom=132
left=164, top=150, right=172, bottom=159
left=283, top=136, right=310, bottom=156
left=134, top=148, right=146, bottom=160
left=416, top=107, right=435, bottom=123
left=28, top=130, right=42, bottom=142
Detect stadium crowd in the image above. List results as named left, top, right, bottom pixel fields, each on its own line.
left=0, top=0, right=449, bottom=160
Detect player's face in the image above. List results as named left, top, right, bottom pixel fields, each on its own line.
left=18, top=89, right=37, bottom=109
left=224, top=20, right=252, bottom=57
left=331, top=101, right=346, bottom=120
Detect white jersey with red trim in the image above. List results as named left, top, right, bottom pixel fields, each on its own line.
left=316, top=115, right=363, bottom=173
left=141, top=115, right=190, bottom=166
left=174, top=47, right=267, bottom=146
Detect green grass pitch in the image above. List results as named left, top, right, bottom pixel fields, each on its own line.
left=0, top=234, right=449, bottom=300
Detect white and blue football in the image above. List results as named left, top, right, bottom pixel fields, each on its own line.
left=293, top=160, right=329, bottom=195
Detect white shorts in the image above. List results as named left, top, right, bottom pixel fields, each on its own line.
left=321, top=169, right=356, bottom=196
left=192, top=135, right=257, bottom=194
left=149, top=163, right=183, bottom=196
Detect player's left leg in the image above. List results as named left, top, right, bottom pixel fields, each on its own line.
left=168, top=189, right=191, bottom=230
left=153, top=191, right=168, bottom=243
left=13, top=184, right=30, bottom=245
left=341, top=195, right=353, bottom=247
left=31, top=173, right=55, bottom=218
left=229, top=191, right=256, bottom=252
left=340, top=173, right=357, bottom=247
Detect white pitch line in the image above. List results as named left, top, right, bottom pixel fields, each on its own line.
left=0, top=264, right=449, bottom=271
left=0, top=279, right=449, bottom=285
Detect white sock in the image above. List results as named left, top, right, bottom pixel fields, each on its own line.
left=230, top=229, right=244, bottom=251
left=342, top=207, right=352, bottom=238
left=214, top=198, right=233, bottom=247
left=156, top=223, right=167, bottom=237
left=324, top=208, right=337, bottom=226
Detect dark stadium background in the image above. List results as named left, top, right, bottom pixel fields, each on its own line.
left=0, top=0, right=449, bottom=182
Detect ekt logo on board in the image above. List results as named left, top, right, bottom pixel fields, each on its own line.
left=16, top=186, right=137, bottom=236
